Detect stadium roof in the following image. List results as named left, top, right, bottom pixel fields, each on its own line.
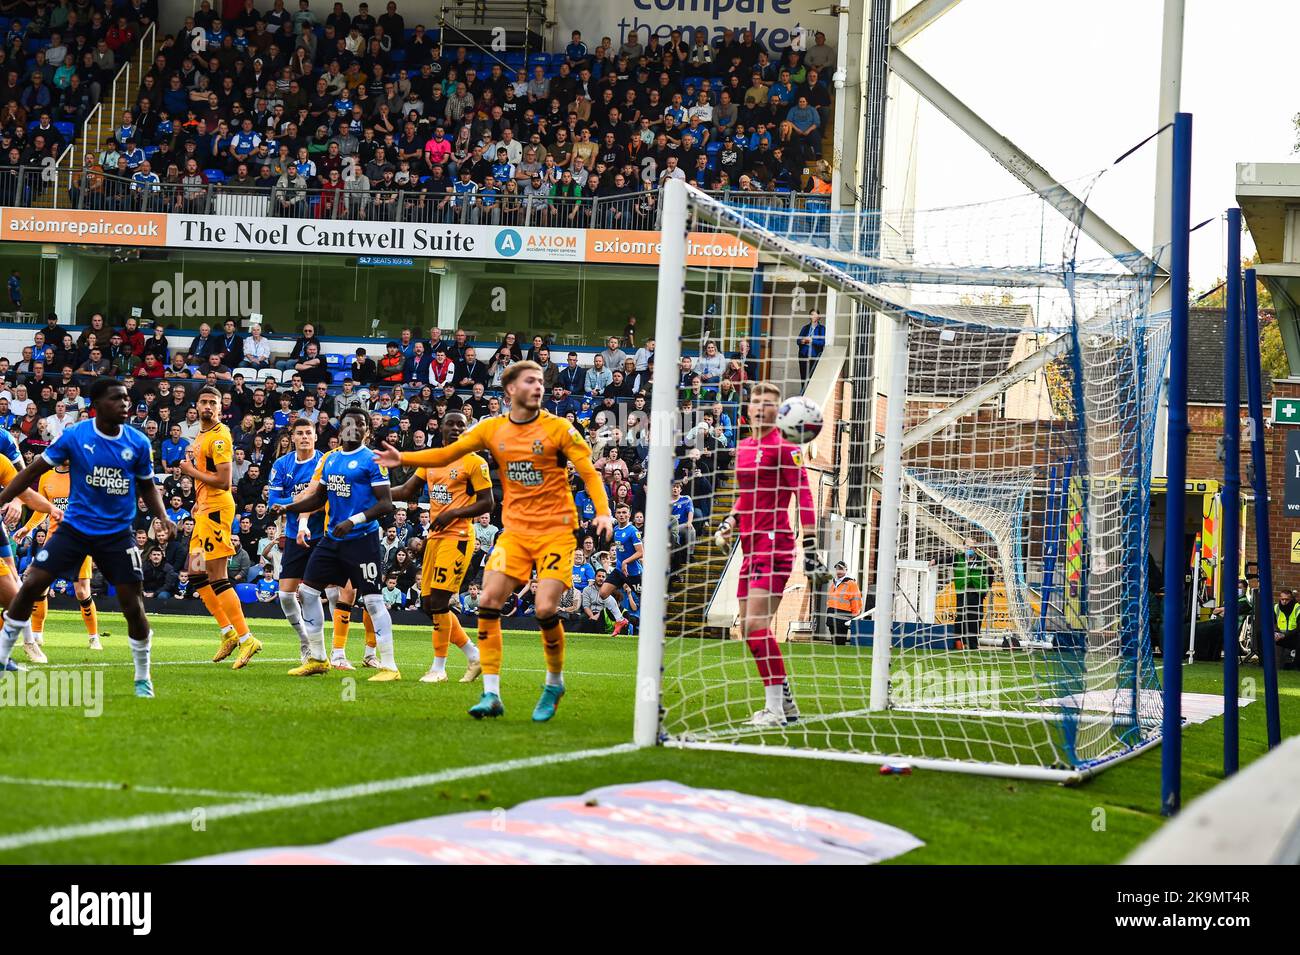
left=1237, top=162, right=1300, bottom=378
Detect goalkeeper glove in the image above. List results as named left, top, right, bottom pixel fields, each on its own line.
left=802, top=536, right=828, bottom=579
left=713, top=519, right=734, bottom=551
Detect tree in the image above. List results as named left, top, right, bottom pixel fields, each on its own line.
left=1192, top=253, right=1286, bottom=381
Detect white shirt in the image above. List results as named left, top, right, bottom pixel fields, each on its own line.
left=244, top=335, right=271, bottom=362
left=179, top=419, right=201, bottom=441
left=43, top=411, right=77, bottom=441
left=9, top=398, right=31, bottom=416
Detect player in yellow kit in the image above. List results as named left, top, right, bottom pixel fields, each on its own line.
left=0, top=454, right=62, bottom=665
left=182, top=386, right=261, bottom=669
left=378, top=360, right=613, bottom=721
left=391, top=410, right=494, bottom=684
left=14, top=464, right=106, bottom=653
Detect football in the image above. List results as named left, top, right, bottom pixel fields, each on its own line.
left=776, top=396, right=824, bottom=444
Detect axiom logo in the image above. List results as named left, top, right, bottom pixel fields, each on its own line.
left=50, top=885, right=151, bottom=935
left=151, top=272, right=261, bottom=319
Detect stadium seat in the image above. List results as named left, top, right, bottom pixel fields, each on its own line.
left=26, top=37, right=45, bottom=53
left=205, top=168, right=226, bottom=182
left=143, top=145, right=159, bottom=157
left=324, top=352, right=348, bottom=368
left=234, top=583, right=258, bottom=604
left=54, top=121, right=74, bottom=140
left=528, top=53, right=549, bottom=66
left=390, top=48, right=405, bottom=63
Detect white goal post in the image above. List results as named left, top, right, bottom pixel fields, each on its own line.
left=634, top=178, right=1169, bottom=782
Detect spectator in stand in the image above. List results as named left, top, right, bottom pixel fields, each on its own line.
left=797, top=310, right=826, bottom=384
left=239, top=322, right=272, bottom=371
left=377, top=341, right=404, bottom=383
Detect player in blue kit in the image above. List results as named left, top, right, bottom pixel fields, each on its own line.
left=0, top=426, right=26, bottom=579
left=272, top=408, right=396, bottom=678
left=0, top=379, right=174, bottom=697
left=599, top=503, right=644, bottom=615
left=267, top=419, right=324, bottom=662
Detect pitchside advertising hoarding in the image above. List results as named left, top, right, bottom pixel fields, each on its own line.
left=555, top=0, right=834, bottom=56
left=0, top=207, right=757, bottom=268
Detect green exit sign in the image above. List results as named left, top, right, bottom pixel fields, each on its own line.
left=1274, top=397, right=1300, bottom=423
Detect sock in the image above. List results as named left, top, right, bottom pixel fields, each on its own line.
left=193, top=575, right=232, bottom=632
left=30, top=597, right=46, bottom=640
left=447, top=612, right=470, bottom=647
left=448, top=612, right=478, bottom=661
left=432, top=611, right=452, bottom=659
left=430, top=656, right=448, bottom=674
left=332, top=601, right=353, bottom=650
left=362, top=594, right=395, bottom=669
left=745, top=628, right=787, bottom=687
left=765, top=683, right=784, bottom=714
left=0, top=613, right=28, bottom=664
left=478, top=608, right=502, bottom=693
left=213, top=580, right=252, bottom=641
left=603, top=596, right=625, bottom=621
left=130, top=632, right=152, bottom=681
left=363, top=611, right=377, bottom=652
left=537, top=613, right=565, bottom=684
left=278, top=591, right=310, bottom=653
left=78, top=597, right=99, bottom=638
left=297, top=584, right=327, bottom=659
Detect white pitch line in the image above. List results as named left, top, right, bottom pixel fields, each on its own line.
left=0, top=775, right=271, bottom=800
left=32, top=660, right=628, bottom=677
left=0, top=743, right=638, bottom=853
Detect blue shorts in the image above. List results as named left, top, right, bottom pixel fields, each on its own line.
left=280, top=538, right=316, bottom=580
left=34, top=523, right=142, bottom=587
left=0, top=522, right=12, bottom=558
left=303, top=533, right=383, bottom=596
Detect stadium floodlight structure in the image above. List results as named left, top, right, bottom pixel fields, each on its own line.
left=635, top=177, right=1170, bottom=782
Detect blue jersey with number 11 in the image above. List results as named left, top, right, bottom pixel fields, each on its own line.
left=42, top=419, right=155, bottom=536
left=318, top=446, right=389, bottom=539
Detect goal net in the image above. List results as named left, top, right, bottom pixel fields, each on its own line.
left=635, top=179, right=1169, bottom=781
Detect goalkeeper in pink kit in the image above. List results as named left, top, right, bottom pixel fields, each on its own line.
left=714, top=383, right=825, bottom=728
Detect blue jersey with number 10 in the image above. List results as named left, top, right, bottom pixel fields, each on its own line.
left=42, top=419, right=155, bottom=536
left=319, top=446, right=389, bottom=539
left=269, top=449, right=325, bottom=539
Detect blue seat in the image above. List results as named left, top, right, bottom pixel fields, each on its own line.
left=235, top=583, right=258, bottom=604
left=205, top=168, right=226, bottom=182
left=331, top=369, right=349, bottom=383
left=26, top=37, right=45, bottom=53
left=706, top=141, right=722, bottom=155
left=528, top=52, right=549, bottom=66
left=710, top=78, right=724, bottom=91
left=54, top=121, right=74, bottom=139
left=389, top=48, right=405, bottom=63
left=143, top=145, right=159, bottom=157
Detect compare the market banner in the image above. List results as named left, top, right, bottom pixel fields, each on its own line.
left=0, top=207, right=756, bottom=268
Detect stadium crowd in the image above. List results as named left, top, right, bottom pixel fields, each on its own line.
left=0, top=0, right=837, bottom=217
left=0, top=311, right=761, bottom=632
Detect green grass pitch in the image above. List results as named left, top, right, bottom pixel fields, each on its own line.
left=0, top=610, right=1294, bottom=864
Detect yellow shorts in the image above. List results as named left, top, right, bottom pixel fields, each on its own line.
left=421, top=535, right=472, bottom=595
left=190, top=503, right=236, bottom=561
left=484, top=530, right=576, bottom=585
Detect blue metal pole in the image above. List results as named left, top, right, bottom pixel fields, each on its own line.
left=1222, top=208, right=1242, bottom=776
left=1161, top=112, right=1192, bottom=817
left=1243, top=268, right=1283, bottom=748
